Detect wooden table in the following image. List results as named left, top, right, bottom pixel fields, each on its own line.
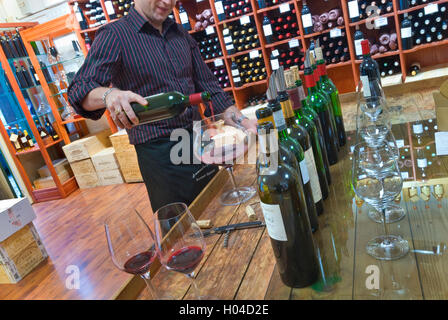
left=119, top=118, right=448, bottom=300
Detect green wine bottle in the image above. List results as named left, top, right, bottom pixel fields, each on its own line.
left=131, top=91, right=211, bottom=125
left=257, top=121, right=319, bottom=288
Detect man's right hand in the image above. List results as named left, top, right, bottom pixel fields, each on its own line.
left=105, top=89, right=148, bottom=129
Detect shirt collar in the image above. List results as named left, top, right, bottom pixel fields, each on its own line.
left=127, top=6, right=176, bottom=35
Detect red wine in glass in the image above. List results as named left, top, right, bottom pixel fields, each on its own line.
left=166, top=246, right=204, bottom=274
left=123, top=251, right=156, bottom=275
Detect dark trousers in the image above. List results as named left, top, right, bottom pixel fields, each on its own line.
left=135, top=134, right=219, bottom=213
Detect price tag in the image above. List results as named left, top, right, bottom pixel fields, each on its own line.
left=206, top=26, right=215, bottom=35
left=348, top=0, right=360, bottom=19
left=263, top=24, right=273, bottom=36
left=250, top=50, right=259, bottom=59
left=214, top=59, right=224, bottom=67
left=288, top=39, right=299, bottom=48
left=374, top=17, right=388, bottom=28
left=272, top=49, right=279, bottom=57
left=302, top=13, right=313, bottom=28
left=271, top=59, right=279, bottom=70
left=223, top=28, right=230, bottom=36
left=417, top=158, right=428, bottom=168
left=226, top=44, right=234, bottom=50
left=401, top=172, right=409, bottom=179
left=279, top=3, right=290, bottom=14
left=232, top=69, right=240, bottom=76
left=224, top=35, right=232, bottom=44
left=396, top=139, right=405, bottom=148
left=9, top=133, right=18, bottom=142
left=240, top=15, right=250, bottom=25
left=435, top=132, right=448, bottom=155
left=424, top=3, right=438, bottom=15
left=105, top=1, right=115, bottom=15
left=215, top=1, right=224, bottom=15
left=330, top=28, right=342, bottom=38
left=75, top=12, right=83, bottom=22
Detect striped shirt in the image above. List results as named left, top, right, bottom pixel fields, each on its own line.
left=68, top=6, right=233, bottom=145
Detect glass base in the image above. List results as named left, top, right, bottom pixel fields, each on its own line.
left=368, top=204, right=406, bottom=224
left=366, top=235, right=410, bottom=261
left=220, top=186, right=256, bottom=206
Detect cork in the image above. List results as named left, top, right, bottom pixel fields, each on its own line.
left=245, top=205, right=257, bottom=221
left=197, top=220, right=213, bottom=229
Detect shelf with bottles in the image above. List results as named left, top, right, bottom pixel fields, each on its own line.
left=178, top=1, right=216, bottom=34
left=229, top=49, right=267, bottom=87
left=401, top=32, right=448, bottom=54
left=258, top=2, right=300, bottom=44
left=267, top=42, right=304, bottom=72
left=346, top=0, right=395, bottom=27
left=306, top=28, right=350, bottom=67
left=256, top=0, right=294, bottom=13
left=299, top=0, right=345, bottom=37
left=206, top=58, right=232, bottom=90
left=191, top=26, right=223, bottom=61
left=219, top=15, right=260, bottom=56
left=211, top=0, right=253, bottom=25
left=397, top=0, right=448, bottom=14
left=404, top=62, right=448, bottom=83
left=355, top=49, right=400, bottom=63
left=71, top=0, right=108, bottom=32
left=303, top=25, right=346, bottom=39
left=216, top=12, right=255, bottom=26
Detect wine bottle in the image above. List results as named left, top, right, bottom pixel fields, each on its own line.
left=44, top=117, right=59, bottom=141
left=304, top=51, right=339, bottom=166
left=401, top=13, right=413, bottom=50
left=214, top=0, right=226, bottom=21
left=14, top=62, right=28, bottom=88
left=257, top=121, right=319, bottom=288
left=301, top=1, right=313, bottom=35
left=409, top=61, right=420, bottom=76
left=399, top=0, right=409, bottom=10
left=265, top=83, right=319, bottom=232
left=74, top=1, right=88, bottom=30
left=275, top=67, right=325, bottom=215
left=8, top=126, right=22, bottom=152
left=27, top=59, right=40, bottom=85
left=34, top=118, right=49, bottom=140
left=130, top=91, right=211, bottom=125
left=23, top=130, right=34, bottom=148
left=314, top=44, right=347, bottom=147
left=359, top=40, right=382, bottom=97
left=348, top=0, right=360, bottom=22
left=262, top=13, right=273, bottom=44
left=354, top=25, right=365, bottom=60
left=231, top=58, right=242, bottom=87
left=20, top=62, right=34, bottom=87
left=178, top=2, right=191, bottom=31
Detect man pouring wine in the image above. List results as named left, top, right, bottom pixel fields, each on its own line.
left=68, top=0, right=256, bottom=211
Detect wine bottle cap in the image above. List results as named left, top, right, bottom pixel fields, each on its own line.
left=257, top=121, right=274, bottom=132
left=304, top=49, right=311, bottom=69
left=266, top=73, right=278, bottom=101
left=255, top=107, right=273, bottom=120
left=274, top=67, right=287, bottom=92
left=314, top=39, right=324, bottom=61
left=361, top=39, right=370, bottom=55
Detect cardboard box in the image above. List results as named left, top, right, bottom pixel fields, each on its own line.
left=0, top=198, right=36, bottom=243
left=37, top=158, right=72, bottom=178
left=109, top=130, right=135, bottom=153
left=62, top=136, right=105, bottom=163
left=75, top=172, right=99, bottom=189
left=0, top=224, right=36, bottom=263
left=91, top=147, right=119, bottom=172
left=86, top=128, right=112, bottom=149
left=115, top=151, right=143, bottom=183
left=98, top=168, right=124, bottom=186
left=70, top=159, right=96, bottom=177
left=33, top=169, right=72, bottom=189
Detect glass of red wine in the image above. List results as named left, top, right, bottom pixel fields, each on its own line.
left=104, top=209, right=159, bottom=300
left=153, top=202, right=207, bottom=300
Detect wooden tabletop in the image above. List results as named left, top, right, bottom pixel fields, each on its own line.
left=123, top=118, right=448, bottom=300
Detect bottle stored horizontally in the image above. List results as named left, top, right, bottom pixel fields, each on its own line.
left=130, top=91, right=211, bottom=125
left=257, top=121, right=319, bottom=288
left=409, top=62, right=421, bottom=76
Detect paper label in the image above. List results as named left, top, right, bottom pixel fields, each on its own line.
left=75, top=12, right=83, bottom=22
left=401, top=27, right=412, bottom=38
left=375, top=17, right=388, bottom=28
left=226, top=44, right=234, bottom=50
left=417, top=158, right=428, bottom=168
left=289, top=39, right=299, bottom=48
left=305, top=148, right=322, bottom=202
left=233, top=76, right=241, bottom=82
left=21, top=137, right=27, bottom=144
left=396, top=139, right=405, bottom=148
left=224, top=35, right=232, bottom=44
left=302, top=13, right=312, bottom=28
left=435, top=132, right=448, bottom=156
left=360, top=75, right=371, bottom=97
left=272, top=49, right=279, bottom=57
left=231, top=69, right=240, bottom=76
left=263, top=24, right=273, bottom=36
left=348, top=1, right=360, bottom=18
left=424, top=3, right=438, bottom=15
left=271, top=59, right=279, bottom=70
left=205, top=26, right=215, bottom=35
left=299, top=159, right=310, bottom=185
left=215, top=1, right=224, bottom=15
left=260, top=202, right=287, bottom=242
left=401, top=172, right=409, bottom=179
left=9, top=133, right=18, bottom=142
left=250, top=50, right=259, bottom=59
left=279, top=3, right=290, bottom=13
left=223, top=28, right=230, bottom=36
left=105, top=1, right=115, bottom=15
left=28, top=139, right=34, bottom=147
left=330, top=28, right=342, bottom=38
left=214, top=59, right=223, bottom=67
left=272, top=109, right=286, bottom=128
left=180, top=12, right=189, bottom=24
left=413, top=124, right=423, bottom=134
left=240, top=15, right=250, bottom=25
left=355, top=39, right=363, bottom=56
left=40, top=131, right=47, bottom=137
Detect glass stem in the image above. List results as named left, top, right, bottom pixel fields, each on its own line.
left=227, top=166, right=238, bottom=190
left=382, top=208, right=391, bottom=245
left=140, top=272, right=159, bottom=300
left=186, top=272, right=202, bottom=299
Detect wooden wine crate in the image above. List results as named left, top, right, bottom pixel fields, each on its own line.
left=74, top=172, right=99, bottom=189
left=62, top=136, right=105, bottom=163
left=86, top=128, right=113, bottom=149
left=0, top=224, right=36, bottom=263
left=97, top=168, right=124, bottom=186
left=109, top=130, right=135, bottom=153
left=70, top=159, right=96, bottom=177
left=115, top=151, right=143, bottom=183
left=0, top=198, right=36, bottom=243
left=37, top=158, right=72, bottom=178
left=33, top=169, right=72, bottom=189
left=91, top=147, right=119, bottom=172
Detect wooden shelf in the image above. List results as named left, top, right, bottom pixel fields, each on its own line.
left=15, top=145, right=40, bottom=156
left=382, top=73, right=403, bottom=87
left=327, top=60, right=352, bottom=70
left=403, top=39, right=448, bottom=55
left=348, top=12, right=396, bottom=27
left=256, top=1, right=294, bottom=14
left=397, top=0, right=448, bottom=15
left=217, top=12, right=255, bottom=26
left=355, top=50, right=400, bottom=63
left=224, top=87, right=233, bottom=92
left=188, top=24, right=217, bottom=34
left=227, top=47, right=262, bottom=59
left=304, top=25, right=345, bottom=39
left=404, top=63, right=448, bottom=84
left=44, top=138, right=63, bottom=148
left=61, top=116, right=86, bottom=125
left=265, top=35, right=302, bottom=49
left=234, top=79, right=267, bottom=91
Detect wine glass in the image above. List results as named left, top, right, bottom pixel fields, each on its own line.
left=153, top=202, right=208, bottom=300
left=356, top=77, right=386, bottom=103
left=193, top=112, right=256, bottom=206
left=352, top=142, right=409, bottom=260
left=356, top=110, right=391, bottom=148
left=357, top=95, right=388, bottom=122
left=104, top=209, right=159, bottom=300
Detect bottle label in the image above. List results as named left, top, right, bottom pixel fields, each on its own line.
left=205, top=26, right=215, bottom=35
left=355, top=39, right=364, bottom=57
left=179, top=12, right=189, bottom=24
left=34, top=73, right=39, bottom=81
left=279, top=3, right=290, bottom=13
left=374, top=17, right=388, bottom=28
left=240, top=15, right=250, bottom=25
left=28, top=139, right=34, bottom=147
left=289, top=39, right=299, bottom=48
left=299, top=159, right=310, bottom=185
left=224, top=36, right=232, bottom=44
left=75, top=12, right=83, bottom=22
left=360, top=75, right=371, bottom=98
left=215, top=1, right=224, bottom=15
left=21, top=137, right=27, bottom=144
left=348, top=1, right=360, bottom=18
left=260, top=202, right=287, bottom=242
left=231, top=69, right=240, bottom=76
left=41, top=131, right=47, bottom=137
left=272, top=109, right=286, bottom=129
left=302, top=13, right=313, bottom=28
left=105, top=1, right=115, bottom=15
left=417, top=158, right=428, bottom=168
left=305, top=148, right=322, bottom=202
left=413, top=124, right=423, bottom=134
left=263, top=24, right=273, bottom=36
left=401, top=27, right=412, bottom=38
left=271, top=59, right=279, bottom=70
left=233, top=76, right=241, bottom=82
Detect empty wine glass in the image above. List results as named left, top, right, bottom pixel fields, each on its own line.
left=105, top=209, right=159, bottom=299
left=356, top=110, right=391, bottom=148
left=357, top=95, right=388, bottom=122
left=154, top=202, right=208, bottom=300
left=193, top=113, right=256, bottom=206
left=352, top=142, right=409, bottom=260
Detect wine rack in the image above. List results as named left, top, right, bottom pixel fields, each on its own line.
left=64, top=0, right=448, bottom=109
left=192, top=27, right=223, bottom=61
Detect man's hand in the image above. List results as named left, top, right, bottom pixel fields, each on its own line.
left=223, top=106, right=257, bottom=135
left=105, top=89, right=147, bottom=129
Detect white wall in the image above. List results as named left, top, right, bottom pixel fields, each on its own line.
left=0, top=0, right=69, bottom=23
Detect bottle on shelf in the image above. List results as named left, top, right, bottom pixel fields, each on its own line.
left=401, top=13, right=413, bottom=51
left=301, top=1, right=313, bottom=35
left=8, top=126, right=22, bottom=152
left=178, top=2, right=191, bottom=31
left=15, top=125, right=28, bottom=150
left=44, top=116, right=59, bottom=141
left=348, top=0, right=361, bottom=23
left=359, top=39, right=382, bottom=97
left=409, top=61, right=421, bottom=76
left=399, top=0, right=410, bottom=10
left=27, top=59, right=40, bottom=85
left=262, top=13, right=273, bottom=44
left=23, top=130, right=34, bottom=148
left=214, top=0, right=226, bottom=21
left=74, top=1, right=88, bottom=30
left=231, top=58, right=242, bottom=87
left=256, top=121, right=319, bottom=288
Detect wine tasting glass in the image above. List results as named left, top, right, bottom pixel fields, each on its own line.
left=105, top=209, right=159, bottom=299
left=154, top=202, right=207, bottom=300
left=352, top=142, right=409, bottom=260
left=357, top=95, right=388, bottom=122
left=356, top=110, right=391, bottom=148
left=193, top=112, right=256, bottom=206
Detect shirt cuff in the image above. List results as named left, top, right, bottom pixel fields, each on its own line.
left=68, top=79, right=106, bottom=120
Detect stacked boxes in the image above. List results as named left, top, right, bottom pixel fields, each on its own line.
left=91, top=148, right=124, bottom=186
left=33, top=159, right=73, bottom=189
left=109, top=131, right=143, bottom=183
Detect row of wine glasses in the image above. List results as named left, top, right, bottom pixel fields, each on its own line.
left=352, top=78, right=410, bottom=261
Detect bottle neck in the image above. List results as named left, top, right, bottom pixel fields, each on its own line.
left=304, top=70, right=317, bottom=95
left=269, top=100, right=288, bottom=136
left=317, top=60, right=328, bottom=81
left=278, top=91, right=296, bottom=124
